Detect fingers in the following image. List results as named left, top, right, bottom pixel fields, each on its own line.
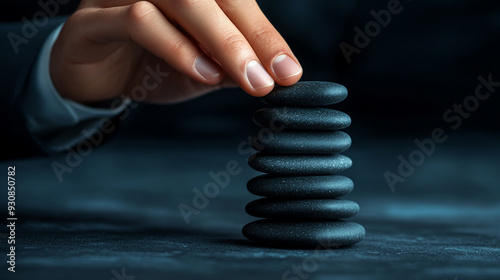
left=72, top=2, right=225, bottom=85
left=161, top=0, right=302, bottom=96
left=77, top=0, right=302, bottom=97
left=216, top=0, right=303, bottom=86
left=158, top=0, right=274, bottom=96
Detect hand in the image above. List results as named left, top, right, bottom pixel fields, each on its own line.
left=50, top=0, right=303, bottom=104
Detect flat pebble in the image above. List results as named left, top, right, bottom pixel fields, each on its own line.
left=252, top=131, right=351, bottom=154
left=261, top=81, right=348, bottom=107
left=247, top=175, right=353, bottom=198
left=246, top=198, right=359, bottom=219
left=253, top=107, right=351, bottom=130
left=242, top=220, right=365, bottom=248
left=248, top=153, right=352, bottom=175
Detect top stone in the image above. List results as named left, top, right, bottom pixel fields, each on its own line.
left=261, top=81, right=348, bottom=107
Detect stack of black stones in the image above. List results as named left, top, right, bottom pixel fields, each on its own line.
left=242, top=81, right=365, bottom=248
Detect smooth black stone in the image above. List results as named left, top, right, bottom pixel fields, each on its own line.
left=261, top=81, right=347, bottom=107
left=242, top=220, right=365, bottom=248
left=247, top=175, right=353, bottom=198
left=248, top=154, right=352, bottom=175
left=253, top=107, right=351, bottom=130
left=246, top=198, right=359, bottom=219
left=252, top=131, right=351, bottom=154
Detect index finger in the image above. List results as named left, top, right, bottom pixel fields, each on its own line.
left=162, top=0, right=276, bottom=96
left=216, top=0, right=303, bottom=86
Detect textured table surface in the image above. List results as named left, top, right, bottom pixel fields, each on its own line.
left=1, top=133, right=499, bottom=280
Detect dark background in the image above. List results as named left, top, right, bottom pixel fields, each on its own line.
left=1, top=1, right=499, bottom=279
left=2, top=0, right=498, bottom=137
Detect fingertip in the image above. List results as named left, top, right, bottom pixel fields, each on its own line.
left=243, top=82, right=275, bottom=97
left=246, top=60, right=275, bottom=88
left=271, top=54, right=303, bottom=86
left=194, top=56, right=225, bottom=84
left=250, top=86, right=274, bottom=97
left=275, top=71, right=303, bottom=87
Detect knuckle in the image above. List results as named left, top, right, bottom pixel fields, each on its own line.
left=217, top=0, right=253, bottom=12
left=221, top=33, right=247, bottom=54
left=127, top=1, right=158, bottom=25
left=249, top=26, right=279, bottom=47
left=169, top=40, right=188, bottom=55
left=171, top=0, right=204, bottom=9
left=168, top=39, right=191, bottom=57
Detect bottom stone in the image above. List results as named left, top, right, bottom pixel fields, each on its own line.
left=242, top=220, right=365, bottom=248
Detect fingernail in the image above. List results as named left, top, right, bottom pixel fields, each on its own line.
left=246, top=60, right=275, bottom=90
left=195, top=56, right=221, bottom=80
left=272, top=54, right=302, bottom=80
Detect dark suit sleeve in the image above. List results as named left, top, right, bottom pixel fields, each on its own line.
left=0, top=17, right=66, bottom=160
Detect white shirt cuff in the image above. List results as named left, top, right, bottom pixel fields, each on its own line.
left=23, top=23, right=130, bottom=152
